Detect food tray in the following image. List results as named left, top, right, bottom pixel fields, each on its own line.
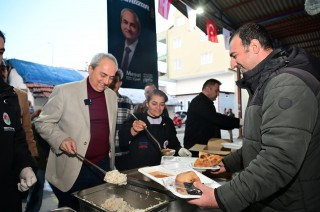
left=73, top=183, right=173, bottom=212
left=138, top=165, right=221, bottom=199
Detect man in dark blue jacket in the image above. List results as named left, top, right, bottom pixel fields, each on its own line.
left=0, top=30, right=37, bottom=212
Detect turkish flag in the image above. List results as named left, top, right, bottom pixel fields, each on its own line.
left=158, top=0, right=172, bottom=20
left=206, top=19, right=218, bottom=43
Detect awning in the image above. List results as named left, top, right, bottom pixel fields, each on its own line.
left=9, top=59, right=84, bottom=86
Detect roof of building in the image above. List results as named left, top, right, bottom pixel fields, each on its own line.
left=172, top=0, right=320, bottom=59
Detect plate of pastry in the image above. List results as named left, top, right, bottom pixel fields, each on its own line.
left=189, top=152, right=223, bottom=172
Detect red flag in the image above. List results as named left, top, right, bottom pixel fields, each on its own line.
left=158, top=0, right=172, bottom=20
left=206, top=19, right=218, bottom=43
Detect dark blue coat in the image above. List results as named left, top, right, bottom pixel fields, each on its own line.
left=0, top=78, right=35, bottom=212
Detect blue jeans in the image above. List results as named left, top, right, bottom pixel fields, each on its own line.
left=25, top=170, right=46, bottom=212
left=50, top=156, right=110, bottom=211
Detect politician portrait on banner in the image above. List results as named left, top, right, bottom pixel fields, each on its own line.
left=107, top=0, right=158, bottom=89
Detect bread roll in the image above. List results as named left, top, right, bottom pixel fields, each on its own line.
left=175, top=171, right=201, bottom=195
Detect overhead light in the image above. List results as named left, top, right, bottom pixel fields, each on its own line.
left=196, top=7, right=204, bottom=14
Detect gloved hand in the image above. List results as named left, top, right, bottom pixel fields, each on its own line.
left=18, top=167, right=37, bottom=192
left=178, top=148, right=192, bottom=157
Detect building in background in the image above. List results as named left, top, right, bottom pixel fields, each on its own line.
left=157, top=9, right=247, bottom=117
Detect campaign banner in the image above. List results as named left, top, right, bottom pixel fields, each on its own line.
left=107, top=0, right=158, bottom=89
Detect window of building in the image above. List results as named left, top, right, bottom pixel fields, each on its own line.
left=200, top=52, right=213, bottom=64
left=174, top=59, right=182, bottom=70
left=176, top=16, right=185, bottom=26
left=173, top=38, right=182, bottom=49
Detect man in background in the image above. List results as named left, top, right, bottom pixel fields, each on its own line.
left=134, top=82, right=169, bottom=117
left=133, top=82, right=155, bottom=113
left=109, top=69, right=133, bottom=171
left=183, top=79, right=241, bottom=157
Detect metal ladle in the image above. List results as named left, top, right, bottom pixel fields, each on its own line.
left=131, top=113, right=162, bottom=151
left=76, top=153, right=106, bottom=175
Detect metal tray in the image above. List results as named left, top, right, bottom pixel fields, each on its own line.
left=73, top=183, right=174, bottom=212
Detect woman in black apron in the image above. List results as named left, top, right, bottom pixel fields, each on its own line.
left=119, top=89, right=191, bottom=169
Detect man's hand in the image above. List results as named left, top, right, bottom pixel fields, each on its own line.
left=18, top=167, right=37, bottom=192
left=188, top=182, right=219, bottom=208
left=59, top=137, right=77, bottom=154
left=178, top=148, right=192, bottom=157
left=210, top=162, right=226, bottom=175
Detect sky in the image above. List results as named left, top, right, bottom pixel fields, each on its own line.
left=1, top=0, right=174, bottom=70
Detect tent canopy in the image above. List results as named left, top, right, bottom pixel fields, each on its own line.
left=9, top=59, right=84, bottom=86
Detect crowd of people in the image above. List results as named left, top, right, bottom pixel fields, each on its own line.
left=1, top=20, right=320, bottom=212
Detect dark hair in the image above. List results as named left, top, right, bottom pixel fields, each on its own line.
left=230, top=23, right=273, bottom=50
left=202, top=79, right=221, bottom=90
left=146, top=89, right=168, bottom=103
left=0, top=30, right=5, bottom=43
left=108, top=69, right=123, bottom=90
left=115, top=69, right=124, bottom=81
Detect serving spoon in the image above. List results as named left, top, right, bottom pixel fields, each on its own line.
left=76, top=152, right=106, bottom=175
left=131, top=113, right=162, bottom=151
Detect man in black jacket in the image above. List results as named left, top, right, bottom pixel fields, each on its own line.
left=0, top=30, right=37, bottom=212
left=183, top=79, right=241, bottom=156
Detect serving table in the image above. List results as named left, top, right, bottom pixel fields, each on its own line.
left=74, top=157, right=230, bottom=211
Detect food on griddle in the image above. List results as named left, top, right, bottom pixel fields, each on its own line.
left=104, top=170, right=127, bottom=185
left=194, top=152, right=223, bottom=167
left=101, top=196, right=144, bottom=212
left=175, top=171, right=201, bottom=195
